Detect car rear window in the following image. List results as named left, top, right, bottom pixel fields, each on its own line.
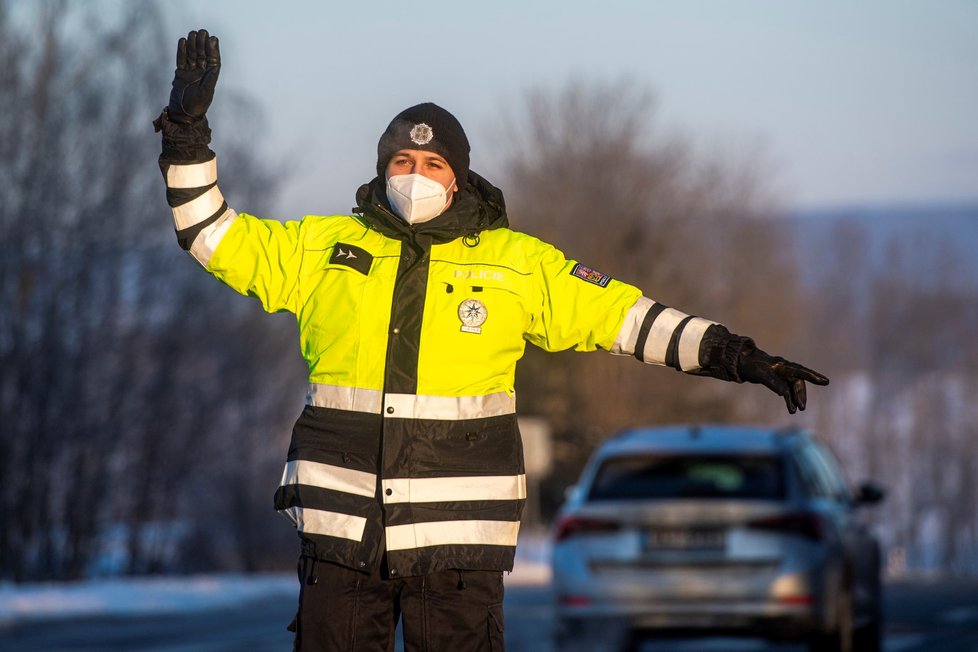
left=588, top=454, right=785, bottom=501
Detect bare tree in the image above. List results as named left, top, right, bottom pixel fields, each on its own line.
left=493, top=79, right=803, bottom=489
left=809, top=218, right=978, bottom=577
left=0, top=0, right=297, bottom=581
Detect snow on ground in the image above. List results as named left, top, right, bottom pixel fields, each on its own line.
left=0, top=574, right=296, bottom=626
left=0, top=535, right=552, bottom=625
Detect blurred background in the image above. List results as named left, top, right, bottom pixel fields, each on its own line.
left=1, top=0, right=976, bottom=640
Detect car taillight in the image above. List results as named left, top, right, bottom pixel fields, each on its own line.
left=559, top=595, right=591, bottom=607
left=553, top=516, right=621, bottom=542
left=778, top=595, right=815, bottom=606
left=746, top=512, right=824, bottom=541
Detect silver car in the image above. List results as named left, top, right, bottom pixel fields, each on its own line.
left=551, top=425, right=884, bottom=652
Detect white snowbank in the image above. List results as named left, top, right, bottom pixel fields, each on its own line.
left=0, top=540, right=551, bottom=625
left=0, top=574, right=295, bottom=625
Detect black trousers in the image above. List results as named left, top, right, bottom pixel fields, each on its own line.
left=291, top=555, right=506, bottom=651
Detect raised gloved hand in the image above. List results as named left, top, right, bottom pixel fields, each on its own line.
left=737, top=348, right=829, bottom=414
left=167, top=29, right=220, bottom=124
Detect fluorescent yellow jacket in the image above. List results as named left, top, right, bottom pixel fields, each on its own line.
left=162, top=156, right=719, bottom=576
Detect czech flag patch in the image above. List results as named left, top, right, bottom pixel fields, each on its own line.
left=570, top=263, right=612, bottom=287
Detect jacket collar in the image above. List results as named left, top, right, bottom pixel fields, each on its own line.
left=355, top=171, right=509, bottom=244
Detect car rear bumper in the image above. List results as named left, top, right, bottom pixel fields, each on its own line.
left=555, top=600, right=822, bottom=640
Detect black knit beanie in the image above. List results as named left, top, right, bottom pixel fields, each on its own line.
left=376, top=102, right=470, bottom=185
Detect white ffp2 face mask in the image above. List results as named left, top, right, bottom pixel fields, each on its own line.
left=386, top=173, right=454, bottom=224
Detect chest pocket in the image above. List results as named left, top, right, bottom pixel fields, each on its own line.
left=300, top=245, right=372, bottom=302
left=428, top=267, right=530, bottom=341
left=327, top=242, right=374, bottom=275
left=408, top=418, right=522, bottom=475
left=417, top=264, right=531, bottom=394
left=298, top=244, right=375, bottom=362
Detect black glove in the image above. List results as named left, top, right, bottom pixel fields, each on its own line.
left=737, top=348, right=829, bottom=414
left=696, top=325, right=829, bottom=414
left=153, top=30, right=220, bottom=163
left=167, top=29, right=220, bottom=124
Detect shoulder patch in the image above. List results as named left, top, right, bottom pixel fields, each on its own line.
left=570, top=263, right=611, bottom=287
left=329, top=242, right=373, bottom=275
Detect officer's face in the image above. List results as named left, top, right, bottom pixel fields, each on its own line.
left=385, top=149, right=458, bottom=193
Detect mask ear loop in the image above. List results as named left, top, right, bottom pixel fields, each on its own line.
left=440, top=176, right=458, bottom=215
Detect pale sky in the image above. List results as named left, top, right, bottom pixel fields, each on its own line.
left=161, top=0, right=978, bottom=218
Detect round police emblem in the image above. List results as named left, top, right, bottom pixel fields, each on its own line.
left=458, top=298, right=487, bottom=334
left=410, top=123, right=434, bottom=145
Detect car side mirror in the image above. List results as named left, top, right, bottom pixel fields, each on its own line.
left=854, top=482, right=885, bottom=506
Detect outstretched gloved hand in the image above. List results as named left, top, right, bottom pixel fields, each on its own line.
left=167, top=29, right=220, bottom=124
left=738, top=349, right=829, bottom=414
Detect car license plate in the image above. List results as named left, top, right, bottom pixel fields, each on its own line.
left=644, top=528, right=726, bottom=550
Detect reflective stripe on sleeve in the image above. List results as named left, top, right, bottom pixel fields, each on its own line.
left=172, top=185, right=225, bottom=230
left=640, top=307, right=688, bottom=365
left=281, top=506, right=367, bottom=542
left=677, top=317, right=715, bottom=371
left=385, top=519, right=520, bottom=551
left=381, top=474, right=527, bottom=504
left=383, top=391, right=515, bottom=420
left=188, top=207, right=237, bottom=267
left=279, top=459, right=376, bottom=498
left=611, top=297, right=656, bottom=355
left=611, top=297, right=715, bottom=370
left=165, top=158, right=217, bottom=189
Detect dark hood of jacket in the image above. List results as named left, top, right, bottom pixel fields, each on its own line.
left=355, top=170, right=509, bottom=244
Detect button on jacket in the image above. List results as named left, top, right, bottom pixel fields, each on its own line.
left=162, top=155, right=721, bottom=577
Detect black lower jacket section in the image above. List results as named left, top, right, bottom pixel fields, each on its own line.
left=381, top=412, right=523, bottom=477
left=387, top=544, right=517, bottom=578
left=384, top=501, right=523, bottom=527
left=285, top=405, right=383, bottom=471
left=275, top=484, right=376, bottom=517
left=278, top=405, right=525, bottom=577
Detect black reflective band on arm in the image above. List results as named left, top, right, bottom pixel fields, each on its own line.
left=165, top=182, right=217, bottom=208
left=174, top=200, right=228, bottom=251
left=665, top=315, right=694, bottom=370
left=633, top=303, right=668, bottom=362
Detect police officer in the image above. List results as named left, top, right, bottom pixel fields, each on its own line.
left=155, top=30, right=828, bottom=652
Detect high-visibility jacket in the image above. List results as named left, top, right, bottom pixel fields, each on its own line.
left=162, top=155, right=721, bottom=577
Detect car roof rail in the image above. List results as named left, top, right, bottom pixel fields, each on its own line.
left=607, top=424, right=809, bottom=445
left=774, top=426, right=807, bottom=438
left=609, top=424, right=697, bottom=440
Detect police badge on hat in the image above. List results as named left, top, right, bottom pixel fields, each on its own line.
left=409, top=123, right=434, bottom=145
left=458, top=298, right=487, bottom=334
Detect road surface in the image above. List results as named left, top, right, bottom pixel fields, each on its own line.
left=2, top=578, right=976, bottom=651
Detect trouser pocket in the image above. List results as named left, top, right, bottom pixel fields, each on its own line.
left=404, top=569, right=505, bottom=652
left=488, top=602, right=505, bottom=652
